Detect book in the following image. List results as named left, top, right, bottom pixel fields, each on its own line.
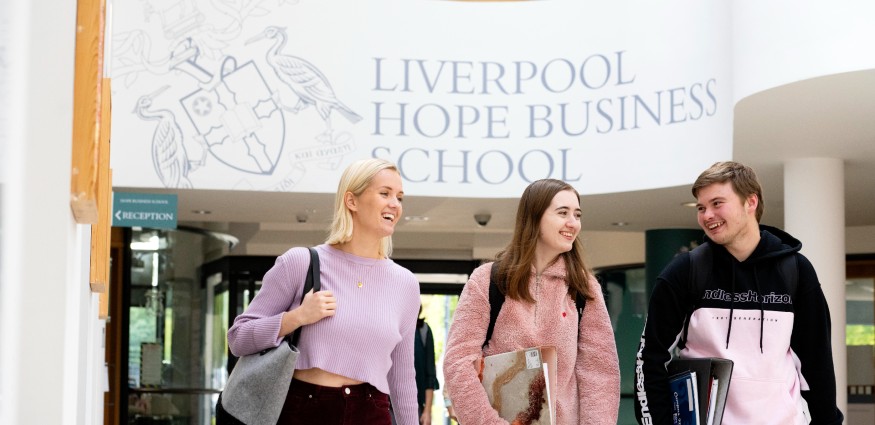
left=476, top=346, right=557, bottom=425
left=667, top=357, right=734, bottom=425
left=668, top=370, right=700, bottom=425
left=705, top=377, right=719, bottom=425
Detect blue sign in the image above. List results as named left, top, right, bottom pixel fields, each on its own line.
left=112, top=192, right=178, bottom=229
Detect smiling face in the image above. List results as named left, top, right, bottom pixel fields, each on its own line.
left=347, top=168, right=404, bottom=240
left=536, top=189, right=582, bottom=259
left=696, top=181, right=759, bottom=251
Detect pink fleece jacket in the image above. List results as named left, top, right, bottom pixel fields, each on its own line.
left=443, top=260, right=620, bottom=425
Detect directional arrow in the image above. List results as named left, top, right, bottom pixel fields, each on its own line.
left=112, top=192, right=178, bottom=229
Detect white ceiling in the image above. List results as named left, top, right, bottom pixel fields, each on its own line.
left=122, top=69, right=875, bottom=259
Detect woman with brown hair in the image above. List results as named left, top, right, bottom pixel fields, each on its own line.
left=443, top=178, right=620, bottom=424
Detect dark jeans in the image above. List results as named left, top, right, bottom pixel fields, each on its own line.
left=278, top=379, right=391, bottom=425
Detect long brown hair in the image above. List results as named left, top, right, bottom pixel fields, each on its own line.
left=494, top=179, right=594, bottom=303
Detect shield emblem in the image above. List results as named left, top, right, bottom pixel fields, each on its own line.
left=180, top=58, right=286, bottom=174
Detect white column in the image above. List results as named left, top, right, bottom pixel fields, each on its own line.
left=783, top=158, right=847, bottom=415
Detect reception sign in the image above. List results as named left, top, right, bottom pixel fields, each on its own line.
left=112, top=192, right=178, bottom=229
left=110, top=0, right=732, bottom=197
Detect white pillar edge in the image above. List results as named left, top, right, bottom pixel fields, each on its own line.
left=783, top=157, right=847, bottom=416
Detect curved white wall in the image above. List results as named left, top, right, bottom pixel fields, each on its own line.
left=732, top=1, right=875, bottom=101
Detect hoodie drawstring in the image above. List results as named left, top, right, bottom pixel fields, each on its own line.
left=754, top=264, right=765, bottom=353
left=724, top=263, right=767, bottom=353
left=726, top=264, right=735, bottom=349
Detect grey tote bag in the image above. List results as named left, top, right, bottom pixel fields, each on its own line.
left=219, top=247, right=320, bottom=425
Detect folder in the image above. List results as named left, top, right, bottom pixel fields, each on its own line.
left=476, top=346, right=558, bottom=424
left=667, top=357, right=733, bottom=425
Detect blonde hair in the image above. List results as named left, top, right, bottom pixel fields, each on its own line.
left=325, top=158, right=400, bottom=257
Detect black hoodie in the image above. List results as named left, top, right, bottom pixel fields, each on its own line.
left=634, top=225, right=843, bottom=425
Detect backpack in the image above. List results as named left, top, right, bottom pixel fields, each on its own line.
left=678, top=242, right=798, bottom=348
left=482, top=262, right=587, bottom=349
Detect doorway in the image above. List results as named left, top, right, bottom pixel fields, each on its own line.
left=846, top=255, right=875, bottom=424
left=113, top=227, right=235, bottom=425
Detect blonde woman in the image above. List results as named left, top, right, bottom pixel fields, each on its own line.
left=228, top=158, right=420, bottom=424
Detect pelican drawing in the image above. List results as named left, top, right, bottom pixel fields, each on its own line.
left=134, top=86, right=196, bottom=188
left=247, top=26, right=362, bottom=142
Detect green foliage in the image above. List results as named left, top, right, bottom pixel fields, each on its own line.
left=846, top=325, right=875, bottom=346
left=129, top=307, right=158, bottom=364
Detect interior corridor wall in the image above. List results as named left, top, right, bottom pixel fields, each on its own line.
left=0, top=0, right=104, bottom=424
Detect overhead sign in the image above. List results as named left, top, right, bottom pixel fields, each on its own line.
left=110, top=0, right=732, bottom=196
left=112, top=192, right=178, bottom=229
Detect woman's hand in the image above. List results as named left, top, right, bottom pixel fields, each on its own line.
left=279, top=289, right=336, bottom=337
left=445, top=405, right=457, bottom=423
left=295, top=289, right=336, bottom=325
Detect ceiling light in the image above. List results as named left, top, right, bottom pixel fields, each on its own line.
left=131, top=235, right=160, bottom=251
left=681, top=202, right=697, bottom=208
left=612, top=222, right=629, bottom=227
left=404, top=216, right=429, bottom=222
left=192, top=209, right=211, bottom=215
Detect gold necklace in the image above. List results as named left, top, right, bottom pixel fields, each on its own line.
left=355, top=259, right=379, bottom=288
left=338, top=247, right=380, bottom=289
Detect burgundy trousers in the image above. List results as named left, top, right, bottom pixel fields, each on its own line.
left=277, top=379, right=392, bottom=425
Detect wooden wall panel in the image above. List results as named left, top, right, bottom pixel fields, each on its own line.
left=90, top=79, right=112, bottom=319
left=70, top=0, right=106, bottom=223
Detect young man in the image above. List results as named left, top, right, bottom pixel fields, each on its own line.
left=634, top=161, right=844, bottom=424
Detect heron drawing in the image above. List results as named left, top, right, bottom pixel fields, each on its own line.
left=134, top=86, right=198, bottom=188
left=246, top=26, right=362, bottom=142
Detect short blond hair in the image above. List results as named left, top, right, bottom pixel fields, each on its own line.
left=325, top=158, right=399, bottom=257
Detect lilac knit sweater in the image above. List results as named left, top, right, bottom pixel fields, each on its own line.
left=227, top=244, right=421, bottom=425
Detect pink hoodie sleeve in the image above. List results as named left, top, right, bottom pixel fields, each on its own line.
left=576, top=276, right=621, bottom=424
left=442, top=264, right=510, bottom=425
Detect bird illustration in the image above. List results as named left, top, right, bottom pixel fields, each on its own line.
left=246, top=26, right=362, bottom=142
left=134, top=86, right=194, bottom=189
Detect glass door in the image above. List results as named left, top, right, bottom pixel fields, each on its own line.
left=200, top=256, right=276, bottom=382
left=420, top=293, right=460, bottom=425
left=846, top=256, right=875, bottom=423
left=124, top=228, right=232, bottom=425
left=396, top=259, right=479, bottom=425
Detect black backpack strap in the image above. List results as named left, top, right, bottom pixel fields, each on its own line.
left=777, top=254, right=798, bottom=302
left=290, top=247, right=321, bottom=347
left=688, top=243, right=712, bottom=304
left=483, top=262, right=504, bottom=350
left=575, top=292, right=586, bottom=321
left=680, top=243, right=712, bottom=349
